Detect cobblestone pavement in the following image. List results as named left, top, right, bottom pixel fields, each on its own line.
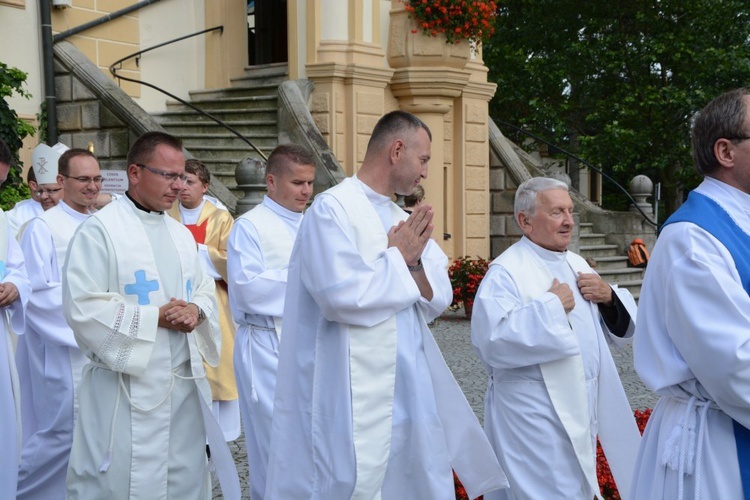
left=213, top=308, right=658, bottom=498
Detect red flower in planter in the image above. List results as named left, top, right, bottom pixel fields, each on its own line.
left=597, top=408, right=652, bottom=499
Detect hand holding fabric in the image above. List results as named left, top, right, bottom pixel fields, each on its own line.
left=388, top=203, right=434, bottom=266
left=549, top=278, right=575, bottom=313
left=576, top=272, right=614, bottom=306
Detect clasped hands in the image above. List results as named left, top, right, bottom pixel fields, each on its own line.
left=0, top=282, right=19, bottom=308
left=549, top=272, right=613, bottom=313
left=388, top=203, right=434, bottom=267
left=159, top=298, right=201, bottom=333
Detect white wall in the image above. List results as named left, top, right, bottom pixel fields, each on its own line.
left=137, top=0, right=205, bottom=113
left=0, top=2, right=45, bottom=119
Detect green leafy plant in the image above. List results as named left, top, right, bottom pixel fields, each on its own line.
left=0, top=61, right=35, bottom=209
left=403, top=0, right=498, bottom=45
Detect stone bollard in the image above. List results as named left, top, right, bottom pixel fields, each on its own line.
left=235, top=157, right=266, bottom=215
left=629, top=174, right=653, bottom=216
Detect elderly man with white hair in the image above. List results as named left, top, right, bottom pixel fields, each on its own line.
left=471, top=177, right=641, bottom=500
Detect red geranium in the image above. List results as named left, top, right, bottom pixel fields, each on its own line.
left=597, top=408, right=652, bottom=499
left=403, top=0, right=498, bottom=45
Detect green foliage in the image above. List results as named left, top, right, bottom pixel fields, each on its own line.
left=484, top=0, right=750, bottom=216
left=0, top=183, right=30, bottom=211
left=0, top=61, right=35, bottom=188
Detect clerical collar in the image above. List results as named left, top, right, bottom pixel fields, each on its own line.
left=521, top=235, right=568, bottom=263
left=262, top=195, right=303, bottom=221
left=125, top=191, right=164, bottom=214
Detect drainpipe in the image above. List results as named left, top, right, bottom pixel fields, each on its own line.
left=39, top=0, right=57, bottom=144
left=39, top=0, right=163, bottom=144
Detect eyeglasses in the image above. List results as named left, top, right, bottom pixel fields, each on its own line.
left=135, top=163, right=188, bottom=183
left=726, top=136, right=750, bottom=142
left=61, top=173, right=104, bottom=185
left=35, top=187, right=63, bottom=197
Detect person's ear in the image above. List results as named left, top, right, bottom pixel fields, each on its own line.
left=517, top=212, right=530, bottom=229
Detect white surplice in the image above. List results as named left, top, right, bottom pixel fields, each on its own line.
left=632, top=178, right=750, bottom=500
left=227, top=195, right=300, bottom=500
left=472, top=237, right=639, bottom=500
left=265, top=177, right=508, bottom=500
left=6, top=198, right=42, bottom=239
left=0, top=210, right=30, bottom=500
left=62, top=196, right=228, bottom=500
left=16, top=201, right=92, bottom=499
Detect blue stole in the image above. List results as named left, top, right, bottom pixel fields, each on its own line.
left=663, top=190, right=750, bottom=497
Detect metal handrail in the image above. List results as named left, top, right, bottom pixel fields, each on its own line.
left=494, top=119, right=657, bottom=227
left=109, top=26, right=268, bottom=161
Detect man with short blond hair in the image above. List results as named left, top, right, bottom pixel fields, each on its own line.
left=228, top=143, right=316, bottom=499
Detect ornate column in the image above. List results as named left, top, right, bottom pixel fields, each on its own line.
left=387, top=0, right=471, bottom=255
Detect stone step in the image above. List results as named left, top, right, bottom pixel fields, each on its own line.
left=578, top=243, right=620, bottom=259
left=579, top=222, right=594, bottom=235
left=231, top=62, right=289, bottom=86
left=188, top=84, right=280, bottom=101
left=165, top=95, right=278, bottom=112
left=179, top=133, right=277, bottom=149
left=597, top=267, right=645, bottom=284
left=157, top=108, right=279, bottom=123
left=579, top=232, right=606, bottom=246
left=587, top=255, right=630, bottom=271
left=158, top=119, right=278, bottom=136
left=611, top=279, right=643, bottom=301
left=185, top=145, right=275, bottom=163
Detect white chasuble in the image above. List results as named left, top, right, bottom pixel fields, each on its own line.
left=63, top=197, right=238, bottom=499
left=477, top=238, right=639, bottom=500
left=265, top=177, right=507, bottom=500
left=238, top=201, right=295, bottom=337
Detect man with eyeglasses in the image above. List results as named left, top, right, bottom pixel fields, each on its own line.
left=0, top=139, right=31, bottom=500
left=631, top=89, right=750, bottom=498
left=16, top=148, right=103, bottom=499
left=62, top=131, right=238, bottom=498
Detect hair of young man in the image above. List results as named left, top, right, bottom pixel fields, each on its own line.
left=58, top=149, right=98, bottom=176
left=404, top=184, right=425, bottom=207
left=126, top=131, right=184, bottom=167
left=692, top=88, right=750, bottom=177
left=184, top=158, right=211, bottom=185
left=0, top=140, right=12, bottom=167
left=265, top=143, right=316, bottom=177
left=366, top=110, right=432, bottom=155
left=514, top=177, right=570, bottom=220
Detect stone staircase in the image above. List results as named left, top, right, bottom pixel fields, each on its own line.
left=578, top=222, right=645, bottom=301
left=154, top=63, right=288, bottom=196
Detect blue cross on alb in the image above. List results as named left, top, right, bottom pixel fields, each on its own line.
left=124, top=270, right=159, bottom=305
left=186, top=279, right=192, bottom=302
left=0, top=261, right=6, bottom=281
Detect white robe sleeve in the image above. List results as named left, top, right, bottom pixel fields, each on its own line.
left=227, top=218, right=287, bottom=318
left=416, top=239, right=452, bottom=322
left=62, top=219, right=159, bottom=377
left=19, top=218, right=77, bottom=347
left=298, top=197, right=427, bottom=327
left=185, top=255, right=220, bottom=368
left=635, top=223, right=750, bottom=428
left=4, top=236, right=30, bottom=333
left=471, top=264, right=581, bottom=370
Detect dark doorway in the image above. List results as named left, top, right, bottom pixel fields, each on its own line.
left=248, top=0, right=288, bottom=65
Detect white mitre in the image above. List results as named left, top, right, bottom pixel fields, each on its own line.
left=31, top=142, right=69, bottom=184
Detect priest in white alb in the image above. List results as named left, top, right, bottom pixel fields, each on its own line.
left=6, top=167, right=41, bottom=239
left=632, top=88, right=750, bottom=499
left=62, top=132, right=239, bottom=499
left=265, top=111, right=508, bottom=499
left=0, top=139, right=31, bottom=500
left=471, top=177, right=641, bottom=499
left=16, top=148, right=102, bottom=499
left=227, top=143, right=316, bottom=499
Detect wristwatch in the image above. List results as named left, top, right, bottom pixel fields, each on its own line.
left=192, top=303, right=206, bottom=323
